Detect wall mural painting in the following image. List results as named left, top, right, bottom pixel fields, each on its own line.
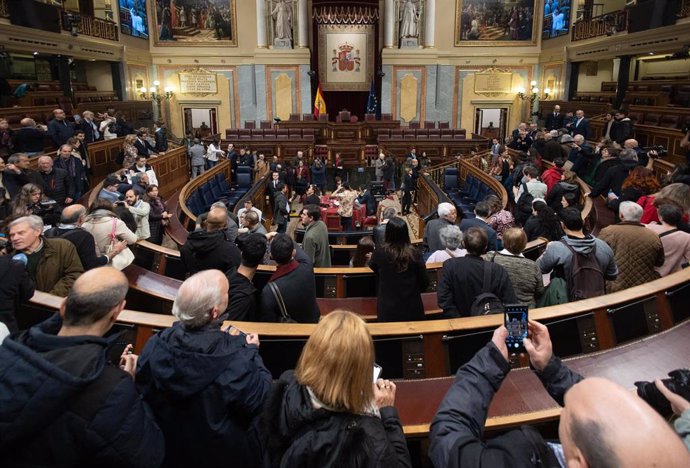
left=154, top=0, right=237, bottom=46
left=455, top=0, right=539, bottom=46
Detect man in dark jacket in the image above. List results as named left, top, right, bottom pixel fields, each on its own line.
left=589, top=149, right=640, bottom=199
left=0, top=267, right=165, bottom=467
left=0, top=254, right=34, bottom=333
left=136, top=269, right=272, bottom=468
left=544, top=104, right=564, bottom=131
left=134, top=131, right=158, bottom=158
left=224, top=233, right=267, bottom=321
left=459, top=201, right=502, bottom=251
left=429, top=321, right=690, bottom=468
left=180, top=206, right=241, bottom=276
left=542, top=131, right=563, bottom=162
left=12, top=117, right=47, bottom=155
left=437, top=227, right=516, bottom=317
left=54, top=143, right=86, bottom=200
left=44, top=204, right=126, bottom=271
left=153, top=121, right=168, bottom=152
left=273, top=182, right=289, bottom=234
left=259, top=234, right=320, bottom=323
left=47, top=108, right=74, bottom=147
left=5, top=153, right=43, bottom=196
left=610, top=109, right=634, bottom=145
left=38, top=155, right=75, bottom=206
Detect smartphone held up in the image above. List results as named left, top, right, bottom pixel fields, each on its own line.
left=504, top=305, right=529, bottom=353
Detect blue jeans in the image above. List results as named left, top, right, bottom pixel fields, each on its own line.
left=206, top=159, right=218, bottom=170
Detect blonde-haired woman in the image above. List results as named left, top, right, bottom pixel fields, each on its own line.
left=262, top=310, right=412, bottom=467
left=121, top=134, right=139, bottom=168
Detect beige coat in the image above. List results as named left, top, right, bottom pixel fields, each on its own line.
left=82, top=209, right=138, bottom=255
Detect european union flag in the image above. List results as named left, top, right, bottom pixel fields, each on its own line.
left=366, top=79, right=379, bottom=118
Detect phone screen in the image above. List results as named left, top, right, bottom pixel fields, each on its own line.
left=373, top=364, right=383, bottom=382
left=224, top=324, right=247, bottom=337
left=504, top=305, right=528, bottom=353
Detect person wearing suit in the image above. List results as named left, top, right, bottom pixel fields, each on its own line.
left=79, top=111, right=101, bottom=143
left=571, top=110, right=590, bottom=139
left=134, top=131, right=157, bottom=158
left=273, top=182, right=289, bottom=234
left=459, top=200, right=502, bottom=252
left=153, top=121, right=168, bottom=152
left=47, top=109, right=74, bottom=147
left=544, top=105, right=564, bottom=131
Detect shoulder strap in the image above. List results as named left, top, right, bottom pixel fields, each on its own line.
left=481, top=261, right=491, bottom=294
left=268, top=282, right=292, bottom=322
left=110, top=217, right=117, bottom=241
left=659, top=228, right=679, bottom=238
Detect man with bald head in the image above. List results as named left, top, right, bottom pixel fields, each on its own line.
left=12, top=117, right=47, bottom=155
left=0, top=267, right=164, bottom=466
left=429, top=320, right=690, bottom=467
left=45, top=204, right=126, bottom=270
left=38, top=154, right=74, bottom=206
left=136, top=270, right=271, bottom=467
left=559, top=377, right=690, bottom=467
left=545, top=104, right=564, bottom=131
left=181, top=206, right=241, bottom=276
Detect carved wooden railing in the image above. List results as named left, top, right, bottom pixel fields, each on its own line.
left=65, top=13, right=119, bottom=41
left=572, top=9, right=628, bottom=42
left=0, top=0, right=7, bottom=18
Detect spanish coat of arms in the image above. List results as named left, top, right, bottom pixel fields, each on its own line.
left=331, top=43, right=361, bottom=72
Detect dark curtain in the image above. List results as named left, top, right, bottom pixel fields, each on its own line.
left=310, top=0, right=380, bottom=121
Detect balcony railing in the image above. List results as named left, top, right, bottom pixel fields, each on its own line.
left=65, top=14, right=119, bottom=42
left=681, top=0, right=690, bottom=19
left=571, top=9, right=628, bottom=42
left=0, top=1, right=118, bottom=42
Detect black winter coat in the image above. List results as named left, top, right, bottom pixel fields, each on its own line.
left=0, top=256, right=35, bottom=332
left=262, top=370, right=412, bottom=468
left=259, top=247, right=320, bottom=323
left=180, top=229, right=241, bottom=276
left=0, top=315, right=164, bottom=467
left=369, top=248, right=429, bottom=322
left=136, top=321, right=272, bottom=468
left=40, top=167, right=75, bottom=205
left=429, top=342, right=583, bottom=468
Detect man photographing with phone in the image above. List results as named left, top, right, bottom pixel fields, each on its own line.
left=429, top=321, right=690, bottom=468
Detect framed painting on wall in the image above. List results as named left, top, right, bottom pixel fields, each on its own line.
left=455, top=0, right=539, bottom=46
left=153, top=0, right=237, bottom=46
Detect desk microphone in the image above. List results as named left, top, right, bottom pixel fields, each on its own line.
left=12, top=253, right=28, bottom=266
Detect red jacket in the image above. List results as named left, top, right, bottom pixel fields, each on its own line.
left=542, top=166, right=564, bottom=195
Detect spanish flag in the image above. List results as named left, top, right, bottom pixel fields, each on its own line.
left=313, top=83, right=327, bottom=118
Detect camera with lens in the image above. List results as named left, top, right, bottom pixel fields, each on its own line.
left=635, top=368, right=690, bottom=417
left=30, top=199, right=57, bottom=217
left=641, top=145, right=668, bottom=159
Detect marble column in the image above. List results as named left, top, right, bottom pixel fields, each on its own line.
left=423, top=0, right=435, bottom=48
left=256, top=0, right=267, bottom=48
left=384, top=0, right=394, bottom=48
left=297, top=0, right=308, bottom=48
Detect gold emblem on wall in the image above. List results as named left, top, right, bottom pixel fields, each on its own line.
left=473, top=68, right=513, bottom=97
left=178, top=68, right=219, bottom=97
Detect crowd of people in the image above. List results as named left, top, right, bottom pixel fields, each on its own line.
left=2, top=104, right=690, bottom=466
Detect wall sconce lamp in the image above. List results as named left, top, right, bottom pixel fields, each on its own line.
left=139, top=80, right=174, bottom=102
left=517, top=81, right=550, bottom=102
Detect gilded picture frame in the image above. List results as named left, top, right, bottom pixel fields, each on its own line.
left=455, top=0, right=540, bottom=46
left=152, top=0, right=238, bottom=47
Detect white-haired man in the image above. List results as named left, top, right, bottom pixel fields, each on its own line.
left=423, top=202, right=458, bottom=258
left=9, top=215, right=83, bottom=296
left=598, top=201, right=665, bottom=293
left=136, top=269, right=272, bottom=468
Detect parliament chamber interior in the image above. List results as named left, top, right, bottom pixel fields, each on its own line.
left=1, top=0, right=690, bottom=466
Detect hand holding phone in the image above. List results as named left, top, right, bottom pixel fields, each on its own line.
left=373, top=364, right=382, bottom=382
left=504, top=305, right=529, bottom=354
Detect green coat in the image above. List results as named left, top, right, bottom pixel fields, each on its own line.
left=34, top=237, right=84, bottom=297
left=302, top=221, right=331, bottom=268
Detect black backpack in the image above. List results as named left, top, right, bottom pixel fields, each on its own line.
left=561, top=240, right=606, bottom=301
left=470, top=259, right=505, bottom=316
left=516, top=182, right=535, bottom=223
